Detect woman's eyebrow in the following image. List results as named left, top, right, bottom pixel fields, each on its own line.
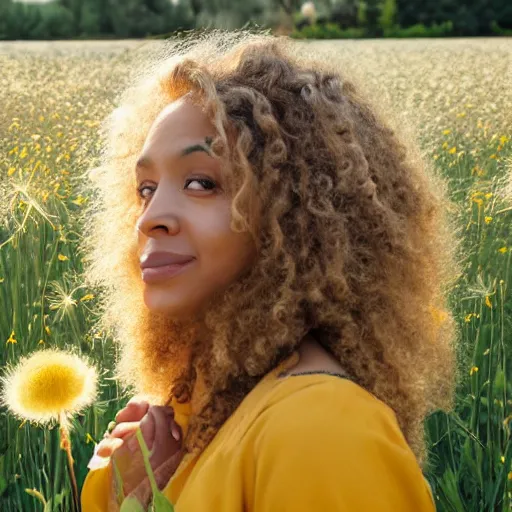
left=135, top=138, right=214, bottom=177
left=180, top=143, right=212, bottom=157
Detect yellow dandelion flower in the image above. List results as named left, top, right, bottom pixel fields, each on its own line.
left=448, top=146, right=457, bottom=154
left=470, top=366, right=479, bottom=376
left=485, top=296, right=492, bottom=308
left=490, top=154, right=497, bottom=159
left=498, top=247, right=508, bottom=253
left=0, top=348, right=97, bottom=425
left=38, top=340, right=45, bottom=345
left=442, top=141, right=449, bottom=150
left=80, top=294, right=95, bottom=302
left=484, top=193, right=493, bottom=199
left=57, top=254, right=69, bottom=262
left=6, top=330, right=17, bottom=345
left=8, top=167, right=16, bottom=177
left=484, top=216, right=492, bottom=224
left=45, top=326, right=51, bottom=335
left=499, top=135, right=509, bottom=145
left=442, top=129, right=451, bottom=135
left=0, top=349, right=98, bottom=510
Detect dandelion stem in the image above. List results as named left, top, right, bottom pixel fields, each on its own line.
left=59, top=415, right=81, bottom=512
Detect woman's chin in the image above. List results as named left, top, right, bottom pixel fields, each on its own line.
left=143, top=289, right=199, bottom=320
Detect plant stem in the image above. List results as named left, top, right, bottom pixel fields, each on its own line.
left=59, top=415, right=80, bottom=512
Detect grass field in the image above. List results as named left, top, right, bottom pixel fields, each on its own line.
left=0, top=38, right=511, bottom=511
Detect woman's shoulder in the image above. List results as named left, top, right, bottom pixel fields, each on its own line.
left=261, top=371, right=400, bottom=434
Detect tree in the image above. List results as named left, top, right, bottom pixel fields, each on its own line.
left=364, top=0, right=381, bottom=36
left=378, top=0, right=396, bottom=30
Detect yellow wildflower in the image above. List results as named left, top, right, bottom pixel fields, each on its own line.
left=45, top=326, right=51, bottom=335
left=448, top=146, right=457, bottom=154
left=80, top=294, right=95, bottom=302
left=485, top=296, right=492, bottom=308
left=442, top=129, right=451, bottom=135
left=484, top=216, right=492, bottom=224
left=6, top=331, right=17, bottom=345
left=470, top=366, right=479, bottom=376
left=498, top=247, right=508, bottom=254
left=57, top=254, right=69, bottom=262
left=8, top=167, right=16, bottom=176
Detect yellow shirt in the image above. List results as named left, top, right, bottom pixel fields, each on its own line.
left=81, top=351, right=436, bottom=511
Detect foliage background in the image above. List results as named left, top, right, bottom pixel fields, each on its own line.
left=0, top=0, right=512, bottom=40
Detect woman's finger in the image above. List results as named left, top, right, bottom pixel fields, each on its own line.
left=94, top=437, right=124, bottom=458
left=110, top=421, right=141, bottom=439
left=115, top=400, right=150, bottom=424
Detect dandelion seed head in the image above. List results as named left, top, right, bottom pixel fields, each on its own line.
left=0, top=348, right=98, bottom=425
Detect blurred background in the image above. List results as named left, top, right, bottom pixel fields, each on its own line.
left=1, top=0, right=512, bottom=41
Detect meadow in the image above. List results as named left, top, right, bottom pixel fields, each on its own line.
left=0, top=38, right=511, bottom=511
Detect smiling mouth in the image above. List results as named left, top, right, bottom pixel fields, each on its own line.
left=141, top=259, right=195, bottom=284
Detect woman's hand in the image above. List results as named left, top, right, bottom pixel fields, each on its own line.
left=88, top=398, right=184, bottom=501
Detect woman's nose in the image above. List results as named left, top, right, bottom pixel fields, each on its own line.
left=135, top=187, right=181, bottom=237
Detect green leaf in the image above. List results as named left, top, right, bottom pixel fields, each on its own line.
left=44, top=490, right=66, bottom=512
left=135, top=429, right=159, bottom=495
left=152, top=490, right=175, bottom=511
left=120, top=497, right=145, bottom=512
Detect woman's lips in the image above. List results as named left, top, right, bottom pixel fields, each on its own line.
left=141, top=259, right=195, bottom=284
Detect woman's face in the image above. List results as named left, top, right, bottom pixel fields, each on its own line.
left=135, top=97, right=257, bottom=319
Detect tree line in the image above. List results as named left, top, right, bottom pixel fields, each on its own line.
left=0, top=0, right=510, bottom=40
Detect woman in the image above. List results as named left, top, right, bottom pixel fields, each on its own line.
left=80, top=31, right=460, bottom=511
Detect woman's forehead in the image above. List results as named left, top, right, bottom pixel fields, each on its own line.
left=147, top=98, right=215, bottom=142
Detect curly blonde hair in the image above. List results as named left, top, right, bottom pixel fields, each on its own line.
left=80, top=30, right=462, bottom=470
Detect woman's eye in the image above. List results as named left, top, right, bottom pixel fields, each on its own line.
left=137, top=185, right=155, bottom=200
left=184, top=178, right=217, bottom=191
left=137, top=178, right=217, bottom=201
